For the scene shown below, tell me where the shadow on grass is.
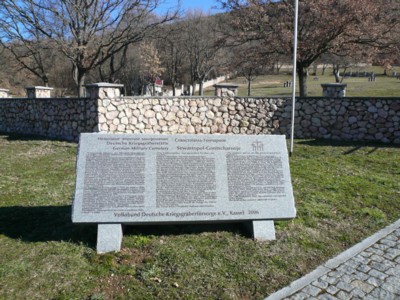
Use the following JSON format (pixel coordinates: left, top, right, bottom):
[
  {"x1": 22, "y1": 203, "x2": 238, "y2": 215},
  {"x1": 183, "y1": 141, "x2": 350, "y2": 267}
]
[
  {"x1": 123, "y1": 222, "x2": 250, "y2": 238},
  {"x1": 0, "y1": 205, "x2": 250, "y2": 248},
  {"x1": 297, "y1": 138, "x2": 399, "y2": 155},
  {"x1": 0, "y1": 132, "x2": 77, "y2": 145},
  {"x1": 0, "y1": 205, "x2": 97, "y2": 247}
]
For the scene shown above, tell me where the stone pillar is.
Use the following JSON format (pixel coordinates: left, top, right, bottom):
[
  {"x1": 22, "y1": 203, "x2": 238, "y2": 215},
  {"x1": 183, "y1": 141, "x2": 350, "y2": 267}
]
[
  {"x1": 26, "y1": 86, "x2": 53, "y2": 98},
  {"x1": 321, "y1": 83, "x2": 347, "y2": 98},
  {"x1": 84, "y1": 82, "x2": 124, "y2": 100},
  {"x1": 214, "y1": 83, "x2": 239, "y2": 97},
  {"x1": 84, "y1": 83, "x2": 125, "y2": 133},
  {"x1": 0, "y1": 89, "x2": 9, "y2": 98}
]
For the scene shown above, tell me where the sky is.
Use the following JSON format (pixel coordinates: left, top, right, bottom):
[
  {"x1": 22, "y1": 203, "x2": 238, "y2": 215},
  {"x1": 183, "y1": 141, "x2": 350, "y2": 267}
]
[
  {"x1": 180, "y1": 0, "x2": 220, "y2": 12},
  {"x1": 157, "y1": 0, "x2": 223, "y2": 15}
]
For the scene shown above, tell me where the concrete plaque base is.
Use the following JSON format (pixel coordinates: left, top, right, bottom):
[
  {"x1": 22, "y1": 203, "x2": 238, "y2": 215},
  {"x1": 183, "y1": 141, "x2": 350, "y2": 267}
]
[
  {"x1": 97, "y1": 224, "x2": 123, "y2": 253},
  {"x1": 248, "y1": 220, "x2": 276, "y2": 241}
]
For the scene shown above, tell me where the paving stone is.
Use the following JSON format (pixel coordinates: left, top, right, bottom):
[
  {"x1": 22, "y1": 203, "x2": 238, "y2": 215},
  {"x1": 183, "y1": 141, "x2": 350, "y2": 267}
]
[
  {"x1": 363, "y1": 294, "x2": 380, "y2": 300},
  {"x1": 336, "y1": 291, "x2": 351, "y2": 300},
  {"x1": 383, "y1": 251, "x2": 399, "y2": 260},
  {"x1": 287, "y1": 292, "x2": 310, "y2": 300},
  {"x1": 337, "y1": 265, "x2": 355, "y2": 275},
  {"x1": 382, "y1": 234, "x2": 398, "y2": 242},
  {"x1": 323, "y1": 275, "x2": 339, "y2": 285},
  {"x1": 381, "y1": 277, "x2": 400, "y2": 295},
  {"x1": 328, "y1": 270, "x2": 344, "y2": 278},
  {"x1": 370, "y1": 260, "x2": 394, "y2": 272},
  {"x1": 366, "y1": 248, "x2": 385, "y2": 256},
  {"x1": 319, "y1": 275, "x2": 330, "y2": 282},
  {"x1": 366, "y1": 275, "x2": 384, "y2": 287},
  {"x1": 301, "y1": 284, "x2": 322, "y2": 297},
  {"x1": 356, "y1": 264, "x2": 371, "y2": 274},
  {"x1": 385, "y1": 265, "x2": 400, "y2": 277},
  {"x1": 349, "y1": 287, "x2": 366, "y2": 298},
  {"x1": 360, "y1": 251, "x2": 373, "y2": 258},
  {"x1": 312, "y1": 278, "x2": 329, "y2": 289},
  {"x1": 368, "y1": 268, "x2": 389, "y2": 280},
  {"x1": 385, "y1": 276, "x2": 400, "y2": 285},
  {"x1": 289, "y1": 291, "x2": 310, "y2": 300},
  {"x1": 343, "y1": 259, "x2": 361, "y2": 269},
  {"x1": 336, "y1": 281, "x2": 354, "y2": 293},
  {"x1": 326, "y1": 285, "x2": 340, "y2": 296},
  {"x1": 373, "y1": 243, "x2": 390, "y2": 251},
  {"x1": 380, "y1": 239, "x2": 397, "y2": 247},
  {"x1": 318, "y1": 293, "x2": 339, "y2": 300},
  {"x1": 353, "y1": 271, "x2": 369, "y2": 281},
  {"x1": 350, "y1": 280, "x2": 374, "y2": 293},
  {"x1": 340, "y1": 274, "x2": 353, "y2": 284},
  {"x1": 370, "y1": 287, "x2": 398, "y2": 299},
  {"x1": 370, "y1": 254, "x2": 385, "y2": 262},
  {"x1": 385, "y1": 248, "x2": 400, "y2": 258},
  {"x1": 353, "y1": 255, "x2": 370, "y2": 264}
]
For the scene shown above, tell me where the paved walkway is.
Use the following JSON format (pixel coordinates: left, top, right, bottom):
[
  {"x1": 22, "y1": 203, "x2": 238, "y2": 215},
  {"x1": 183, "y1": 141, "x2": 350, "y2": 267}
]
[{"x1": 266, "y1": 219, "x2": 400, "y2": 300}]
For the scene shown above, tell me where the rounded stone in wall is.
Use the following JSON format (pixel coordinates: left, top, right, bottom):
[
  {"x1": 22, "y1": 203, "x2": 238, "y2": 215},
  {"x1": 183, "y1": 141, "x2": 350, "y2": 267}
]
[
  {"x1": 191, "y1": 116, "x2": 202, "y2": 125},
  {"x1": 348, "y1": 116, "x2": 358, "y2": 124},
  {"x1": 149, "y1": 118, "x2": 158, "y2": 126},
  {"x1": 189, "y1": 106, "x2": 197, "y2": 114},
  {"x1": 169, "y1": 124, "x2": 179, "y2": 132},
  {"x1": 178, "y1": 125, "x2": 187, "y2": 133},
  {"x1": 99, "y1": 115, "x2": 107, "y2": 123},
  {"x1": 153, "y1": 105, "x2": 162, "y2": 112},
  {"x1": 187, "y1": 125, "x2": 195, "y2": 134},
  {"x1": 144, "y1": 110, "x2": 155, "y2": 118},
  {"x1": 165, "y1": 112, "x2": 176, "y2": 121},
  {"x1": 136, "y1": 123, "x2": 145, "y2": 130},
  {"x1": 202, "y1": 127, "x2": 211, "y2": 134},
  {"x1": 171, "y1": 106, "x2": 180, "y2": 113},
  {"x1": 106, "y1": 111, "x2": 119, "y2": 120},
  {"x1": 177, "y1": 111, "x2": 186, "y2": 118}
]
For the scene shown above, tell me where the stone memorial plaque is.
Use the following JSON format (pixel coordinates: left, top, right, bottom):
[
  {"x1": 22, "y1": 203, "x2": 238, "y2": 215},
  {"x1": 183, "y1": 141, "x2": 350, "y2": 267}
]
[{"x1": 72, "y1": 133, "x2": 296, "y2": 225}]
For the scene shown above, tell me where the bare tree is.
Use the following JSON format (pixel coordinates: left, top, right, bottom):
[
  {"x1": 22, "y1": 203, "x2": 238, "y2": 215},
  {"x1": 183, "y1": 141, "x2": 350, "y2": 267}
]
[
  {"x1": 0, "y1": 12, "x2": 57, "y2": 86},
  {"x1": 219, "y1": 0, "x2": 399, "y2": 97},
  {"x1": 231, "y1": 41, "x2": 265, "y2": 96},
  {"x1": 181, "y1": 11, "x2": 223, "y2": 95},
  {"x1": 138, "y1": 41, "x2": 165, "y2": 95},
  {"x1": 98, "y1": 45, "x2": 130, "y2": 84},
  {"x1": 0, "y1": 0, "x2": 178, "y2": 96},
  {"x1": 156, "y1": 23, "x2": 186, "y2": 96}
]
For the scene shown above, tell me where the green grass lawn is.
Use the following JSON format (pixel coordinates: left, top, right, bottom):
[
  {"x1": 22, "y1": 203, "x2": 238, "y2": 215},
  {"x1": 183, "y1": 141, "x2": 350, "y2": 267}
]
[
  {"x1": 0, "y1": 134, "x2": 399, "y2": 299},
  {"x1": 204, "y1": 66, "x2": 400, "y2": 97}
]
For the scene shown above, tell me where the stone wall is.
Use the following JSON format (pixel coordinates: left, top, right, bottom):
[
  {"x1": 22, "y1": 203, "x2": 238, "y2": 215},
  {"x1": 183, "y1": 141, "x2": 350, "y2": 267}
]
[
  {"x1": 0, "y1": 98, "x2": 97, "y2": 141},
  {"x1": 97, "y1": 97, "x2": 286, "y2": 135},
  {"x1": 0, "y1": 86, "x2": 399, "y2": 144},
  {"x1": 98, "y1": 96, "x2": 400, "y2": 144},
  {"x1": 292, "y1": 98, "x2": 400, "y2": 143}
]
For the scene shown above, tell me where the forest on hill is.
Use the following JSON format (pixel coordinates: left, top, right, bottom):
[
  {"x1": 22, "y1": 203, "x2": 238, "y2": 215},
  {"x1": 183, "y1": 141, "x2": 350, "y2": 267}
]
[{"x1": 0, "y1": 0, "x2": 399, "y2": 97}]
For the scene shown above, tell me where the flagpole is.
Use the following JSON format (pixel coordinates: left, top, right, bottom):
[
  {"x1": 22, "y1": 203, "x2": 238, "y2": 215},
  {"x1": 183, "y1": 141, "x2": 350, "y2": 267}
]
[{"x1": 290, "y1": 0, "x2": 299, "y2": 156}]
